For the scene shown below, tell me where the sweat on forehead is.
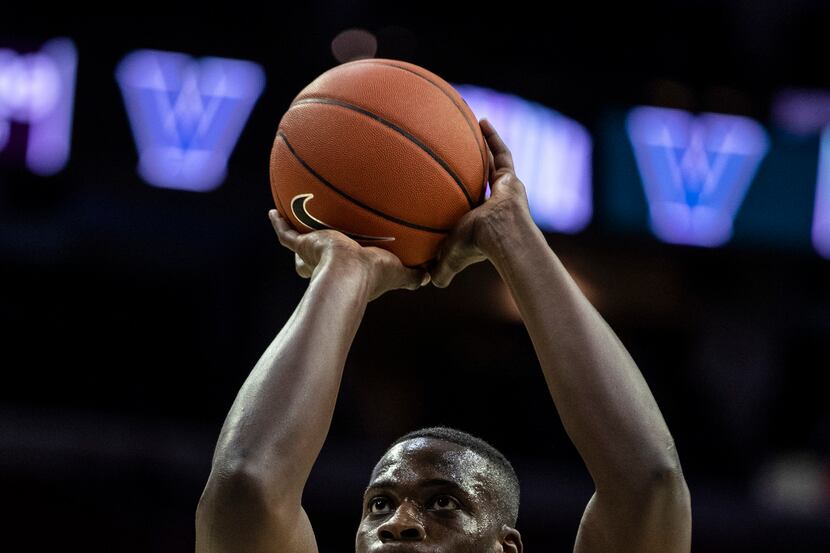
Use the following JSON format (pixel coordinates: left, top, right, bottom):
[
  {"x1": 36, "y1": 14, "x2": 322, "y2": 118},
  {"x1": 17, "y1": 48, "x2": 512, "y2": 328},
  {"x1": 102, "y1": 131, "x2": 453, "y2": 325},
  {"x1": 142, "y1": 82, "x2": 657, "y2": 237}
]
[{"x1": 371, "y1": 437, "x2": 493, "y2": 482}]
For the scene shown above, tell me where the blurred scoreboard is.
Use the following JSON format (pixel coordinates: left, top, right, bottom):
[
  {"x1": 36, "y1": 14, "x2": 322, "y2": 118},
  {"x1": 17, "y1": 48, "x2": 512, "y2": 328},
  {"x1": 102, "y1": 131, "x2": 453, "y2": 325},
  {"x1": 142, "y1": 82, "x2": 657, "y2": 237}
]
[
  {"x1": 1, "y1": 36, "x2": 829, "y2": 259},
  {"x1": 598, "y1": 106, "x2": 820, "y2": 256}
]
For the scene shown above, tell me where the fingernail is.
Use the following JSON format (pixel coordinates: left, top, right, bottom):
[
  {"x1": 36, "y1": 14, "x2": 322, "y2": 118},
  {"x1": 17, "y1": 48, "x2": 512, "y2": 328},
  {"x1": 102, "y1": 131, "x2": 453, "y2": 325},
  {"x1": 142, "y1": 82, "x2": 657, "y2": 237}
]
[{"x1": 420, "y1": 273, "x2": 431, "y2": 286}]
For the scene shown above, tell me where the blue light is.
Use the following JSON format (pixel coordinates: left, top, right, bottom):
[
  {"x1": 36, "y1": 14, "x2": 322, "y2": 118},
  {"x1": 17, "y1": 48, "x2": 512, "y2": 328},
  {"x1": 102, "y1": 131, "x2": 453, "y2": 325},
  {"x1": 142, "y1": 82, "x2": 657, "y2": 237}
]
[
  {"x1": 772, "y1": 89, "x2": 830, "y2": 259},
  {"x1": 772, "y1": 88, "x2": 830, "y2": 136},
  {"x1": 0, "y1": 38, "x2": 77, "y2": 176},
  {"x1": 626, "y1": 106, "x2": 769, "y2": 247},
  {"x1": 813, "y1": 127, "x2": 830, "y2": 259},
  {"x1": 115, "y1": 49, "x2": 265, "y2": 192},
  {"x1": 452, "y1": 84, "x2": 593, "y2": 234}
]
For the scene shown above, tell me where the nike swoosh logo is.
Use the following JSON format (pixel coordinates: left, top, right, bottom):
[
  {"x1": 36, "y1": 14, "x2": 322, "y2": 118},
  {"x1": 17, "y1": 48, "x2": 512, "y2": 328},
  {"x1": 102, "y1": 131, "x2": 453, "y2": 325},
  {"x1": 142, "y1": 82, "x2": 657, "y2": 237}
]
[{"x1": 290, "y1": 193, "x2": 396, "y2": 242}]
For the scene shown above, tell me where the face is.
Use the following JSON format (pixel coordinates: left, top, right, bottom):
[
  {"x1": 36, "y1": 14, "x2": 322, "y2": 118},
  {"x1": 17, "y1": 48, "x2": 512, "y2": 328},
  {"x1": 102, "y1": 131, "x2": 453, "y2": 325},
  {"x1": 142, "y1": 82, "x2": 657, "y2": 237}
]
[{"x1": 354, "y1": 437, "x2": 517, "y2": 553}]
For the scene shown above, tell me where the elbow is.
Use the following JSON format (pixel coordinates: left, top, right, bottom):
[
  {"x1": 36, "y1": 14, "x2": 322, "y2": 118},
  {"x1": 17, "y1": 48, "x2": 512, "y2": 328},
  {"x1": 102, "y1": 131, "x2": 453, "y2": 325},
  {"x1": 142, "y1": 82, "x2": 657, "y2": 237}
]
[
  {"x1": 198, "y1": 459, "x2": 272, "y2": 514},
  {"x1": 195, "y1": 461, "x2": 292, "y2": 552},
  {"x1": 622, "y1": 437, "x2": 690, "y2": 501},
  {"x1": 198, "y1": 457, "x2": 303, "y2": 519},
  {"x1": 651, "y1": 462, "x2": 690, "y2": 498},
  {"x1": 651, "y1": 453, "x2": 684, "y2": 484},
  {"x1": 200, "y1": 457, "x2": 301, "y2": 528},
  {"x1": 649, "y1": 439, "x2": 688, "y2": 486},
  {"x1": 611, "y1": 459, "x2": 689, "y2": 498},
  {"x1": 652, "y1": 462, "x2": 692, "y2": 530},
  {"x1": 647, "y1": 453, "x2": 691, "y2": 512},
  {"x1": 643, "y1": 433, "x2": 683, "y2": 479}
]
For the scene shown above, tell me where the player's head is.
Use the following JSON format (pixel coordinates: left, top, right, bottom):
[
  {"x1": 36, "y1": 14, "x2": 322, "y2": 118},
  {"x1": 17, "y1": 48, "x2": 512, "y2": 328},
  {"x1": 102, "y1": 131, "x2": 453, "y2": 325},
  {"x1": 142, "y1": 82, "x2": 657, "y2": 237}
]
[{"x1": 355, "y1": 426, "x2": 522, "y2": 552}]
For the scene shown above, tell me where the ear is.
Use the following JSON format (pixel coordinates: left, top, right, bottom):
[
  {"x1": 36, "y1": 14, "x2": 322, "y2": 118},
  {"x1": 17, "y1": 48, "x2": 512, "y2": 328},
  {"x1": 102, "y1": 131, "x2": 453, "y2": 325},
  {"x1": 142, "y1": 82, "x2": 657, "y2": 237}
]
[{"x1": 498, "y1": 524, "x2": 523, "y2": 553}]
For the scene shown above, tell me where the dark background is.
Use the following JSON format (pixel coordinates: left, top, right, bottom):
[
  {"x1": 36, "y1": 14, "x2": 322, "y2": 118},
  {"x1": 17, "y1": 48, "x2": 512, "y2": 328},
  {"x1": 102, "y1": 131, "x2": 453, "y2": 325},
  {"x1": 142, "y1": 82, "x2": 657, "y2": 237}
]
[{"x1": 2, "y1": 6, "x2": 830, "y2": 552}]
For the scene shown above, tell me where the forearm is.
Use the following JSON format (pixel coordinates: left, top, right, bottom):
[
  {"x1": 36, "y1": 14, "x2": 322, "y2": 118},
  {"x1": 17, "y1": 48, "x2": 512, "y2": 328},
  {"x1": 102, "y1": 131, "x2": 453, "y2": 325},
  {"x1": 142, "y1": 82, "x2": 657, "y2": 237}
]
[
  {"x1": 484, "y1": 213, "x2": 681, "y2": 491},
  {"x1": 209, "y1": 257, "x2": 371, "y2": 503}
]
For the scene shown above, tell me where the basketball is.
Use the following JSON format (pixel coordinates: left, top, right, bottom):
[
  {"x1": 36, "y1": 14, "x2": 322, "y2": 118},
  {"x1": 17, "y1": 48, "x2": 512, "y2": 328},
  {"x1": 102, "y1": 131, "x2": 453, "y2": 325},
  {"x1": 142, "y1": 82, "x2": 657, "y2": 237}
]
[{"x1": 269, "y1": 58, "x2": 488, "y2": 267}]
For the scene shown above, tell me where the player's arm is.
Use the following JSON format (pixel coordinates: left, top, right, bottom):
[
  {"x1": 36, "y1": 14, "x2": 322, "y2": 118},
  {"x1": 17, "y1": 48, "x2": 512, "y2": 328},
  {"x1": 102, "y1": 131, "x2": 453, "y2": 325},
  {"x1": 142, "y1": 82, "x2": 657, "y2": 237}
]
[
  {"x1": 430, "y1": 119, "x2": 691, "y2": 553},
  {"x1": 195, "y1": 211, "x2": 429, "y2": 553}
]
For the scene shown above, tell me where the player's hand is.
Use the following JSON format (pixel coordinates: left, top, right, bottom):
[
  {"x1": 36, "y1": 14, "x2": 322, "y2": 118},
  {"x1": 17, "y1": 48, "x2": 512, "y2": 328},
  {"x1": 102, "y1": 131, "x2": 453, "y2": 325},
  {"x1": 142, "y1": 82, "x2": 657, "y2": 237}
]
[
  {"x1": 429, "y1": 118, "x2": 534, "y2": 288},
  {"x1": 269, "y1": 209, "x2": 430, "y2": 301}
]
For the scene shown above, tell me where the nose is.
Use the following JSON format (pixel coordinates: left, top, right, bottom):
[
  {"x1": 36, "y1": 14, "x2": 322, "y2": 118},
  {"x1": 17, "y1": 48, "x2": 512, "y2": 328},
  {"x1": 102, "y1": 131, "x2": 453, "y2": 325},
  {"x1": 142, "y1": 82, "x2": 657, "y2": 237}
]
[{"x1": 377, "y1": 499, "x2": 426, "y2": 541}]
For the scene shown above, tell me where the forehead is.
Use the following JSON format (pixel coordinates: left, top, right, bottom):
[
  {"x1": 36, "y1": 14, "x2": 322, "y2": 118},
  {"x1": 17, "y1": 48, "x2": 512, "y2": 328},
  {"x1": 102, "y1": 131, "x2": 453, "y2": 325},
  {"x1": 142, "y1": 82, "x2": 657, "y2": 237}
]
[{"x1": 369, "y1": 437, "x2": 493, "y2": 497}]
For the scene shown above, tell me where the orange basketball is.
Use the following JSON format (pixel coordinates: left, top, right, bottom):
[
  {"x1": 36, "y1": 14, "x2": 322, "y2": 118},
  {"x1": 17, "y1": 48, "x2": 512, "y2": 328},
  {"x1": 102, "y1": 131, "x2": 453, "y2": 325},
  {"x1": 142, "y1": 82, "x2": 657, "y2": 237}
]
[{"x1": 269, "y1": 58, "x2": 487, "y2": 267}]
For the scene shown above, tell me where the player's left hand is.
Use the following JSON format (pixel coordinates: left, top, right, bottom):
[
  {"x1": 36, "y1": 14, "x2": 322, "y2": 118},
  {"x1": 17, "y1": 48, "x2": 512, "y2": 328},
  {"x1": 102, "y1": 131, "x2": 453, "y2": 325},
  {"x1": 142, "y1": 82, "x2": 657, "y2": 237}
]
[{"x1": 429, "y1": 118, "x2": 535, "y2": 288}]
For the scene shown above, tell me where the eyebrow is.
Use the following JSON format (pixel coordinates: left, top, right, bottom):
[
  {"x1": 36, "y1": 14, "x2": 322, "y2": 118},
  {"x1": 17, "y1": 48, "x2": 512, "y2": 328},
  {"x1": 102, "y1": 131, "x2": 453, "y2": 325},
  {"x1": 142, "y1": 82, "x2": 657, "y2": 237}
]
[{"x1": 363, "y1": 477, "x2": 470, "y2": 500}]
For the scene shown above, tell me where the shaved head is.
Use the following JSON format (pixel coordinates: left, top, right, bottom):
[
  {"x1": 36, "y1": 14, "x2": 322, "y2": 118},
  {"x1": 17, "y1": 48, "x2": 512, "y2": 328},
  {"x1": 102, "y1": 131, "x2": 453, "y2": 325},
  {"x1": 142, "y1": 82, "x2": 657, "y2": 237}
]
[{"x1": 355, "y1": 427, "x2": 522, "y2": 552}]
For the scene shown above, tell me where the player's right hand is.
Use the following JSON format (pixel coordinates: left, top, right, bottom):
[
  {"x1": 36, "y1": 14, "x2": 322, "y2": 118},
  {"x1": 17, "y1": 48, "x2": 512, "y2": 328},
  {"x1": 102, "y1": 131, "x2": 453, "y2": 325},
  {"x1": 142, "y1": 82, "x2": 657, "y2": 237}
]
[
  {"x1": 429, "y1": 118, "x2": 534, "y2": 288},
  {"x1": 269, "y1": 209, "x2": 430, "y2": 301}
]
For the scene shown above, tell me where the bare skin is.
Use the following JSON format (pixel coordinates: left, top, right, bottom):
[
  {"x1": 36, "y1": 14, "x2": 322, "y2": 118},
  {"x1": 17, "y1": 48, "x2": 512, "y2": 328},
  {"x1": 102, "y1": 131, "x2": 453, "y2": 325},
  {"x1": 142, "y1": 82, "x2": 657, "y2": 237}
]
[
  {"x1": 195, "y1": 118, "x2": 691, "y2": 553},
  {"x1": 357, "y1": 437, "x2": 522, "y2": 552}
]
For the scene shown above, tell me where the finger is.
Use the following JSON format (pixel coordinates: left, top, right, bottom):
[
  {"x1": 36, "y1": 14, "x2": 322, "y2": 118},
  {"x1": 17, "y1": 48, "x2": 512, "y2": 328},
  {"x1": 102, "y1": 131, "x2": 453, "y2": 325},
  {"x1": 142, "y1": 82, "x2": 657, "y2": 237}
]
[
  {"x1": 431, "y1": 251, "x2": 484, "y2": 288},
  {"x1": 295, "y1": 252, "x2": 312, "y2": 278},
  {"x1": 399, "y1": 266, "x2": 431, "y2": 291},
  {"x1": 487, "y1": 148, "x2": 496, "y2": 197},
  {"x1": 430, "y1": 222, "x2": 482, "y2": 288},
  {"x1": 269, "y1": 209, "x2": 299, "y2": 251},
  {"x1": 479, "y1": 118, "x2": 514, "y2": 174}
]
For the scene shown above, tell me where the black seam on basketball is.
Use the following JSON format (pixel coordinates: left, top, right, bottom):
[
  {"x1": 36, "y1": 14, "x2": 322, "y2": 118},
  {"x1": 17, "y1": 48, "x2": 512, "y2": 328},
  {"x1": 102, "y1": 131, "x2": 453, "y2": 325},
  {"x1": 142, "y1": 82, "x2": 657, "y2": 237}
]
[
  {"x1": 275, "y1": 131, "x2": 451, "y2": 234},
  {"x1": 289, "y1": 96, "x2": 475, "y2": 208},
  {"x1": 345, "y1": 58, "x2": 488, "y2": 203}
]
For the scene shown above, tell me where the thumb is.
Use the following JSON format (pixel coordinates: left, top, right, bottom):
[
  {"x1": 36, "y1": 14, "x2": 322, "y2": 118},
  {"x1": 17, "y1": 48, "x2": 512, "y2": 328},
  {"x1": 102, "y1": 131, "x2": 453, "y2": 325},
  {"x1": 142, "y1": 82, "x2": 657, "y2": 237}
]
[
  {"x1": 430, "y1": 218, "x2": 482, "y2": 288},
  {"x1": 430, "y1": 246, "x2": 461, "y2": 289},
  {"x1": 399, "y1": 266, "x2": 431, "y2": 291},
  {"x1": 487, "y1": 148, "x2": 496, "y2": 195}
]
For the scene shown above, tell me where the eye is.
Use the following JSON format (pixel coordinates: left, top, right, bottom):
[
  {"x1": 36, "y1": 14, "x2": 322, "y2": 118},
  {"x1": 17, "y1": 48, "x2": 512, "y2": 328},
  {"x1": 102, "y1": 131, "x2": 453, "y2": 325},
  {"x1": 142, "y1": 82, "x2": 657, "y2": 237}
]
[
  {"x1": 428, "y1": 495, "x2": 461, "y2": 511},
  {"x1": 366, "y1": 494, "x2": 462, "y2": 515},
  {"x1": 368, "y1": 496, "x2": 393, "y2": 514}
]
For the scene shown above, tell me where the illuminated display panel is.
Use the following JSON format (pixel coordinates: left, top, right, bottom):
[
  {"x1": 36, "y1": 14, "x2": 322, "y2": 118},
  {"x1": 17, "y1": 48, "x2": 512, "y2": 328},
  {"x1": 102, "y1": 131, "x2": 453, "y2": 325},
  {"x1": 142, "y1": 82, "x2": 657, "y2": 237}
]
[
  {"x1": 813, "y1": 128, "x2": 830, "y2": 259},
  {"x1": 0, "y1": 38, "x2": 77, "y2": 176},
  {"x1": 600, "y1": 108, "x2": 816, "y2": 254},
  {"x1": 626, "y1": 106, "x2": 769, "y2": 247},
  {"x1": 773, "y1": 89, "x2": 830, "y2": 260},
  {"x1": 115, "y1": 49, "x2": 265, "y2": 192},
  {"x1": 452, "y1": 84, "x2": 592, "y2": 234}
]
